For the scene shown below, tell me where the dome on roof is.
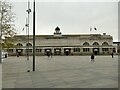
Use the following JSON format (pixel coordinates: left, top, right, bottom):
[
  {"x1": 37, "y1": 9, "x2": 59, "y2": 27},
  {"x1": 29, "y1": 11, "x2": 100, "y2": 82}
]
[
  {"x1": 55, "y1": 26, "x2": 60, "y2": 31},
  {"x1": 54, "y1": 26, "x2": 62, "y2": 36}
]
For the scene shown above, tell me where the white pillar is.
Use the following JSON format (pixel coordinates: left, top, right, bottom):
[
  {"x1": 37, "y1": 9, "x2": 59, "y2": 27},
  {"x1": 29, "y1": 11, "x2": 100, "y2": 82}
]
[
  {"x1": 81, "y1": 48, "x2": 83, "y2": 53},
  {"x1": 51, "y1": 48, "x2": 54, "y2": 54},
  {"x1": 13, "y1": 48, "x2": 16, "y2": 55},
  {"x1": 41, "y1": 48, "x2": 45, "y2": 55},
  {"x1": 99, "y1": 47, "x2": 102, "y2": 54},
  {"x1": 61, "y1": 48, "x2": 64, "y2": 55},
  {"x1": 22, "y1": 48, "x2": 26, "y2": 55},
  {"x1": 71, "y1": 48, "x2": 74, "y2": 55}
]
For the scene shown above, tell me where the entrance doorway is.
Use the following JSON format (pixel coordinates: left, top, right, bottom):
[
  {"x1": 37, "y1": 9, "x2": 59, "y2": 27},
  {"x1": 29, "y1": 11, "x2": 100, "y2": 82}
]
[
  {"x1": 54, "y1": 48, "x2": 61, "y2": 55},
  {"x1": 93, "y1": 48, "x2": 99, "y2": 55},
  {"x1": 44, "y1": 49, "x2": 52, "y2": 55},
  {"x1": 16, "y1": 49, "x2": 23, "y2": 56},
  {"x1": 64, "y1": 48, "x2": 71, "y2": 56}
]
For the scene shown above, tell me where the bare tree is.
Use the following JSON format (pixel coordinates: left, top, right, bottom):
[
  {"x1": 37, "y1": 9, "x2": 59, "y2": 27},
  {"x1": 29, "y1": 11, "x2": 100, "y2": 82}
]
[
  {"x1": 0, "y1": 1, "x2": 16, "y2": 63},
  {"x1": 0, "y1": 0, "x2": 16, "y2": 37}
]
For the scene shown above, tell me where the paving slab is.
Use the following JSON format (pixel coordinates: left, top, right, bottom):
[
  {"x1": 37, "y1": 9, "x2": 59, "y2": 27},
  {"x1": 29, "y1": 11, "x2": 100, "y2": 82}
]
[{"x1": 2, "y1": 56, "x2": 118, "y2": 88}]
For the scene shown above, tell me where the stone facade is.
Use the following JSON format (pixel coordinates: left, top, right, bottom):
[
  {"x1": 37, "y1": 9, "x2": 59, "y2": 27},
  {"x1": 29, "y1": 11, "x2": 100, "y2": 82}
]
[{"x1": 4, "y1": 27, "x2": 116, "y2": 56}]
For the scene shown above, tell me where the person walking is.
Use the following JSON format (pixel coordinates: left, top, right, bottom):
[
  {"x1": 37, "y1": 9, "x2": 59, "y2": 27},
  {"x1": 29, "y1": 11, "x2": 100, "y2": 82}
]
[
  {"x1": 16, "y1": 52, "x2": 19, "y2": 57},
  {"x1": 91, "y1": 54, "x2": 95, "y2": 62},
  {"x1": 51, "y1": 52, "x2": 53, "y2": 58},
  {"x1": 5, "y1": 53, "x2": 7, "y2": 58},
  {"x1": 47, "y1": 52, "x2": 50, "y2": 58},
  {"x1": 111, "y1": 52, "x2": 114, "y2": 58}
]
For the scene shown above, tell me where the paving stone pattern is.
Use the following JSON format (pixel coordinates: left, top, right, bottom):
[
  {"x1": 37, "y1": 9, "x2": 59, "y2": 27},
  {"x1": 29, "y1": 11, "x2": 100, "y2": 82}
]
[{"x1": 2, "y1": 56, "x2": 118, "y2": 88}]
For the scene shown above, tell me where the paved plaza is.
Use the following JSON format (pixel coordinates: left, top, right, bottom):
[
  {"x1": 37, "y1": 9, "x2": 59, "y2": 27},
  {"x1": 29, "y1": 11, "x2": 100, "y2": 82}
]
[{"x1": 1, "y1": 55, "x2": 118, "y2": 88}]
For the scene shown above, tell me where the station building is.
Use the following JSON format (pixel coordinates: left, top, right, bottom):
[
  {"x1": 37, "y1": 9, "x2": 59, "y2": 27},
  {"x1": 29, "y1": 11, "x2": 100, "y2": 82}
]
[{"x1": 4, "y1": 27, "x2": 117, "y2": 56}]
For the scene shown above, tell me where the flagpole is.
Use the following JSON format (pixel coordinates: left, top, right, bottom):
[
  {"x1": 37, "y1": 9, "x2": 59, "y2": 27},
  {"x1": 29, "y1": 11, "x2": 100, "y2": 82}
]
[
  {"x1": 90, "y1": 27, "x2": 92, "y2": 34},
  {"x1": 27, "y1": 1, "x2": 30, "y2": 61},
  {"x1": 26, "y1": 18, "x2": 28, "y2": 58}
]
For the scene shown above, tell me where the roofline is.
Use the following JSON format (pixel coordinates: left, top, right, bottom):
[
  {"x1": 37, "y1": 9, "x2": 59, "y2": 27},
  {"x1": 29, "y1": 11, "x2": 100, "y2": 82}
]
[
  {"x1": 113, "y1": 42, "x2": 120, "y2": 44},
  {"x1": 14, "y1": 33, "x2": 112, "y2": 36}
]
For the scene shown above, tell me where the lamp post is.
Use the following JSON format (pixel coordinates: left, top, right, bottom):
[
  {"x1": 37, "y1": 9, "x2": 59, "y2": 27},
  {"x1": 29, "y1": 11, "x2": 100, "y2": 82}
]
[
  {"x1": 25, "y1": 18, "x2": 28, "y2": 58},
  {"x1": 33, "y1": 0, "x2": 35, "y2": 71},
  {"x1": 26, "y1": 1, "x2": 31, "y2": 61}
]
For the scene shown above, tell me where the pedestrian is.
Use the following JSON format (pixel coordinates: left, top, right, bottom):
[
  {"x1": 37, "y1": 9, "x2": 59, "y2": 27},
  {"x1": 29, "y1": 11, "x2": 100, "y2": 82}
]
[
  {"x1": 17, "y1": 52, "x2": 19, "y2": 57},
  {"x1": 91, "y1": 54, "x2": 95, "y2": 62},
  {"x1": 47, "y1": 52, "x2": 50, "y2": 58},
  {"x1": 111, "y1": 52, "x2": 114, "y2": 58},
  {"x1": 51, "y1": 52, "x2": 53, "y2": 58},
  {"x1": 5, "y1": 53, "x2": 7, "y2": 58}
]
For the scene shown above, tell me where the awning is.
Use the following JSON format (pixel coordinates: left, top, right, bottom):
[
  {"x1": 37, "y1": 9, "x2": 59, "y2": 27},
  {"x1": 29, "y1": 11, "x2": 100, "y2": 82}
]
[
  {"x1": 46, "y1": 49, "x2": 50, "y2": 51},
  {"x1": 65, "y1": 49, "x2": 69, "y2": 51},
  {"x1": 56, "y1": 50, "x2": 60, "y2": 51},
  {"x1": 94, "y1": 49, "x2": 98, "y2": 51},
  {"x1": 18, "y1": 50, "x2": 21, "y2": 52}
]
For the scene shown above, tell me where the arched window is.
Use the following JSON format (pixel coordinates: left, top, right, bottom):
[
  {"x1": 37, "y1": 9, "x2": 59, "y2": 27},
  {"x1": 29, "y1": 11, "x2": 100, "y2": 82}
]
[
  {"x1": 16, "y1": 43, "x2": 23, "y2": 47},
  {"x1": 26, "y1": 43, "x2": 32, "y2": 46},
  {"x1": 102, "y1": 42, "x2": 109, "y2": 46},
  {"x1": 93, "y1": 42, "x2": 99, "y2": 46},
  {"x1": 83, "y1": 42, "x2": 89, "y2": 46}
]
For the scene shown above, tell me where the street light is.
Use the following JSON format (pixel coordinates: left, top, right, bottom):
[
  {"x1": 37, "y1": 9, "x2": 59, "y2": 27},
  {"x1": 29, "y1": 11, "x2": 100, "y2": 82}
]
[
  {"x1": 26, "y1": 1, "x2": 31, "y2": 61},
  {"x1": 33, "y1": 0, "x2": 35, "y2": 71}
]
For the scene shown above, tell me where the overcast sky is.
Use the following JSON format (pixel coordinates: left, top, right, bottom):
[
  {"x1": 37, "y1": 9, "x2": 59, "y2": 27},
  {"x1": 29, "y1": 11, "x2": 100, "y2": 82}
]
[{"x1": 6, "y1": 0, "x2": 118, "y2": 41}]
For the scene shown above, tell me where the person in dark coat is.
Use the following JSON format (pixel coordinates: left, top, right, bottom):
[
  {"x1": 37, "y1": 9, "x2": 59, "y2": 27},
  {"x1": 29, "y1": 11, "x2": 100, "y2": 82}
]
[
  {"x1": 17, "y1": 52, "x2": 19, "y2": 57},
  {"x1": 51, "y1": 52, "x2": 53, "y2": 58},
  {"x1": 47, "y1": 52, "x2": 50, "y2": 58},
  {"x1": 91, "y1": 54, "x2": 95, "y2": 62},
  {"x1": 111, "y1": 52, "x2": 114, "y2": 58},
  {"x1": 5, "y1": 53, "x2": 7, "y2": 58}
]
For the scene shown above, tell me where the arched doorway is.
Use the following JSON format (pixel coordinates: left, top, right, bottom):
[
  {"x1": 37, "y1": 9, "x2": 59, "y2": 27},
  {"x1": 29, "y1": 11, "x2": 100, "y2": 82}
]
[
  {"x1": 16, "y1": 49, "x2": 23, "y2": 56},
  {"x1": 64, "y1": 48, "x2": 71, "y2": 56},
  {"x1": 16, "y1": 43, "x2": 23, "y2": 56},
  {"x1": 54, "y1": 48, "x2": 61, "y2": 55},
  {"x1": 44, "y1": 49, "x2": 52, "y2": 55},
  {"x1": 93, "y1": 48, "x2": 99, "y2": 55}
]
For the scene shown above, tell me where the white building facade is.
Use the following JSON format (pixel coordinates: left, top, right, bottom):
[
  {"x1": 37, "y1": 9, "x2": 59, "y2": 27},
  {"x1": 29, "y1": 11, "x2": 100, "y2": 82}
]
[{"x1": 5, "y1": 27, "x2": 116, "y2": 56}]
